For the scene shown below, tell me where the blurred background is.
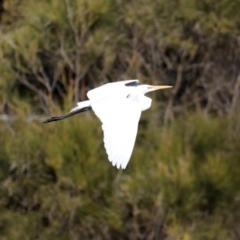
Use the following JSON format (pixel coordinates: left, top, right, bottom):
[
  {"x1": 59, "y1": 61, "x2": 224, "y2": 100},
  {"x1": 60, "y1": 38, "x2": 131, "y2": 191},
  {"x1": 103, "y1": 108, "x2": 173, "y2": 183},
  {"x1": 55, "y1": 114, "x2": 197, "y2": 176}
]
[{"x1": 0, "y1": 0, "x2": 240, "y2": 239}]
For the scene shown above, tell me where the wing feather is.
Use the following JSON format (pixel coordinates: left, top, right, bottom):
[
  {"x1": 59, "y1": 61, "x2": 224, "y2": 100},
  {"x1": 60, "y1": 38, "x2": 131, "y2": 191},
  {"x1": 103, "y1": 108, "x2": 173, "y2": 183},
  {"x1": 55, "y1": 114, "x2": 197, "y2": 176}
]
[{"x1": 91, "y1": 96, "x2": 141, "y2": 169}]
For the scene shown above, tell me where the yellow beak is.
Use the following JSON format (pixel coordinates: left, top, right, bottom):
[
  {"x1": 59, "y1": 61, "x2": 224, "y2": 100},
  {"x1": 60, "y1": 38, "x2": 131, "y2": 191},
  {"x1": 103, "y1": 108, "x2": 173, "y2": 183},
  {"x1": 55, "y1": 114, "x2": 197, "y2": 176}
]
[{"x1": 148, "y1": 85, "x2": 173, "y2": 90}]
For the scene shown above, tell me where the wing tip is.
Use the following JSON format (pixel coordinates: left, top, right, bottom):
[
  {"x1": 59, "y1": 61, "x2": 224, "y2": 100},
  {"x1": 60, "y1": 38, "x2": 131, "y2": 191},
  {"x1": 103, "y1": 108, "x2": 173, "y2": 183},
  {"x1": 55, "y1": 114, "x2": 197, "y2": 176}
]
[
  {"x1": 114, "y1": 164, "x2": 126, "y2": 170},
  {"x1": 107, "y1": 154, "x2": 128, "y2": 169},
  {"x1": 110, "y1": 157, "x2": 128, "y2": 170}
]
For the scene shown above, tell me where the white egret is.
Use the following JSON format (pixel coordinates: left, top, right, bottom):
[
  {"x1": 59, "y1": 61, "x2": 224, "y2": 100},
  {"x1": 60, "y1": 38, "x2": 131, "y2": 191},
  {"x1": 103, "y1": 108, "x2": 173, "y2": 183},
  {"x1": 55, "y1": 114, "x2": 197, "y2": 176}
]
[{"x1": 44, "y1": 80, "x2": 172, "y2": 169}]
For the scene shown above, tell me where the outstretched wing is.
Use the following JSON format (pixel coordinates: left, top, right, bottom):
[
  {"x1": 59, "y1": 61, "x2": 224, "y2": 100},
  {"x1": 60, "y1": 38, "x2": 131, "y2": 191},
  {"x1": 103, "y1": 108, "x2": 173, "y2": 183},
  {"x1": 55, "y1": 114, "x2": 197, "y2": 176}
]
[
  {"x1": 87, "y1": 80, "x2": 139, "y2": 100},
  {"x1": 91, "y1": 95, "x2": 141, "y2": 169}
]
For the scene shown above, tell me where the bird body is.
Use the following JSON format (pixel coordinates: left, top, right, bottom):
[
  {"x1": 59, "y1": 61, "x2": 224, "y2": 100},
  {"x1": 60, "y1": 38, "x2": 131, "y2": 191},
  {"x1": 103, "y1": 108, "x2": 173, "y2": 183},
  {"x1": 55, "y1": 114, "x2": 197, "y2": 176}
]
[{"x1": 44, "y1": 80, "x2": 172, "y2": 169}]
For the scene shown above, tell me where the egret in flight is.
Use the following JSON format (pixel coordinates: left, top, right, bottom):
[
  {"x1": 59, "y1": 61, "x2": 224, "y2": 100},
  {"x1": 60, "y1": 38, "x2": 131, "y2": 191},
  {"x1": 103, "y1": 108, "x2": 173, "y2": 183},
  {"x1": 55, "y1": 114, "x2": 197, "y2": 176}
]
[{"x1": 44, "y1": 80, "x2": 172, "y2": 169}]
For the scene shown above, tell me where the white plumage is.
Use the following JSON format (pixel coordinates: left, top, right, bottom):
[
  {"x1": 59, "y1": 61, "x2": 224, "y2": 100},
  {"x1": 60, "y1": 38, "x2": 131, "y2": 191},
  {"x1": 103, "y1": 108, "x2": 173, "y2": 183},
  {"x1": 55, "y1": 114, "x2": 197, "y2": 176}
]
[
  {"x1": 44, "y1": 80, "x2": 172, "y2": 169},
  {"x1": 91, "y1": 95, "x2": 141, "y2": 169}
]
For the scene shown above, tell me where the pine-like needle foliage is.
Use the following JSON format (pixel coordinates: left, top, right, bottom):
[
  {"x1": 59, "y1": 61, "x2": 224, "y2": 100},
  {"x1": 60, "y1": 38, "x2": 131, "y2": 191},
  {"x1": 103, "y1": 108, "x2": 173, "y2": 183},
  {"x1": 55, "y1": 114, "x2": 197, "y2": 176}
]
[
  {"x1": 0, "y1": 114, "x2": 240, "y2": 239},
  {"x1": 1, "y1": 0, "x2": 240, "y2": 239}
]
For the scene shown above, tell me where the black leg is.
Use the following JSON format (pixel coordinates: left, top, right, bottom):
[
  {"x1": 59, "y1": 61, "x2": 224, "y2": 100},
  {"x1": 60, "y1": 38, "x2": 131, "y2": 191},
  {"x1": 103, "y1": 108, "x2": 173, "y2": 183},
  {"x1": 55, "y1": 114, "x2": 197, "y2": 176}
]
[{"x1": 43, "y1": 107, "x2": 92, "y2": 123}]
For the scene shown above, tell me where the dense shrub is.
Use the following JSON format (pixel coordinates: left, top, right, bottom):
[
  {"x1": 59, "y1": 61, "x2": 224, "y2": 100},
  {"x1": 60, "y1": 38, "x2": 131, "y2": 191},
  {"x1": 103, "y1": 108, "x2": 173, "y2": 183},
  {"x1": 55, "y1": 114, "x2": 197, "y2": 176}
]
[
  {"x1": 1, "y1": 0, "x2": 240, "y2": 117},
  {"x1": 0, "y1": 114, "x2": 240, "y2": 239},
  {"x1": 1, "y1": 0, "x2": 240, "y2": 239}
]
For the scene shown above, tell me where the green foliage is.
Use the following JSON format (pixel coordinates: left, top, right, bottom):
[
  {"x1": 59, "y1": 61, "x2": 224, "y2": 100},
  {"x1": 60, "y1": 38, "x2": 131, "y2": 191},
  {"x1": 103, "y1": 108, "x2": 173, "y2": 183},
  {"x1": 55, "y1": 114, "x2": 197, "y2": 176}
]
[
  {"x1": 0, "y1": 114, "x2": 240, "y2": 239},
  {"x1": 1, "y1": 0, "x2": 240, "y2": 115},
  {"x1": 1, "y1": 0, "x2": 240, "y2": 239}
]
